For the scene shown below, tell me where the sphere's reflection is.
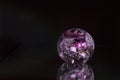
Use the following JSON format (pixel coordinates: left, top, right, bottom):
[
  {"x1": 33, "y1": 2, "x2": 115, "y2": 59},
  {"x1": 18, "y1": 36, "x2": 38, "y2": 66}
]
[{"x1": 57, "y1": 62, "x2": 94, "y2": 80}]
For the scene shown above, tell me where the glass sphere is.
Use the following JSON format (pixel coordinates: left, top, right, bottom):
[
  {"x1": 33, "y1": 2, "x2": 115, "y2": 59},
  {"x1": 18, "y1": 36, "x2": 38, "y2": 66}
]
[
  {"x1": 57, "y1": 28, "x2": 95, "y2": 63},
  {"x1": 57, "y1": 62, "x2": 94, "y2": 80}
]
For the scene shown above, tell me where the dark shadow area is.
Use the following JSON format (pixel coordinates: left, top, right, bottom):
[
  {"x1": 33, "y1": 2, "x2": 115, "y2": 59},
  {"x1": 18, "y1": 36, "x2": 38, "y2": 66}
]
[
  {"x1": 0, "y1": 1, "x2": 119, "y2": 80},
  {"x1": 0, "y1": 36, "x2": 20, "y2": 62}
]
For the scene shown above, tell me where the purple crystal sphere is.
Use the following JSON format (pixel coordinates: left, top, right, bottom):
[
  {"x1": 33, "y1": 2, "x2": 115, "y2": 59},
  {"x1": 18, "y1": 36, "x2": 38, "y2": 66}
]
[
  {"x1": 57, "y1": 28, "x2": 95, "y2": 63},
  {"x1": 57, "y1": 62, "x2": 94, "y2": 80}
]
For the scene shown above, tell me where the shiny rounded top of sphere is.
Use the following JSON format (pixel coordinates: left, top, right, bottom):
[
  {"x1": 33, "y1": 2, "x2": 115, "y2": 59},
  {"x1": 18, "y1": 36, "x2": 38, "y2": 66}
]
[{"x1": 57, "y1": 28, "x2": 95, "y2": 63}]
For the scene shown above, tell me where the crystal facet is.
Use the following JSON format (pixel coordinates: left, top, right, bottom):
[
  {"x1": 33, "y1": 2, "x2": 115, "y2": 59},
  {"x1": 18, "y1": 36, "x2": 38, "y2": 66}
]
[
  {"x1": 57, "y1": 28, "x2": 95, "y2": 63},
  {"x1": 57, "y1": 62, "x2": 94, "y2": 80}
]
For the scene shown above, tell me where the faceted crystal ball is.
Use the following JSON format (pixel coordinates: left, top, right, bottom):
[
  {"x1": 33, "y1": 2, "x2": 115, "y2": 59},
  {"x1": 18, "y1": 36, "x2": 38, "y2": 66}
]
[
  {"x1": 57, "y1": 62, "x2": 94, "y2": 80},
  {"x1": 57, "y1": 28, "x2": 95, "y2": 63}
]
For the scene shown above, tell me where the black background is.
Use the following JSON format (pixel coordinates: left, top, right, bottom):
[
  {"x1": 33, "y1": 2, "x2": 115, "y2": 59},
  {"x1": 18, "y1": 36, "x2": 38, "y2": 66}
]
[{"x1": 0, "y1": 1, "x2": 119, "y2": 80}]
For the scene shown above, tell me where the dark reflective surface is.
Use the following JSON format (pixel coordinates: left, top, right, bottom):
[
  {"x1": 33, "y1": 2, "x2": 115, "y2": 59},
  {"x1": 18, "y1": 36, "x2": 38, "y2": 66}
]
[
  {"x1": 57, "y1": 62, "x2": 94, "y2": 80},
  {"x1": 0, "y1": 1, "x2": 119, "y2": 80}
]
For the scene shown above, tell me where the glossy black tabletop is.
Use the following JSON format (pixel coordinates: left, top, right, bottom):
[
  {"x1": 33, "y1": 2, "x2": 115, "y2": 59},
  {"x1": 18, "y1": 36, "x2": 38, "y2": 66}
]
[{"x1": 0, "y1": 1, "x2": 119, "y2": 80}]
